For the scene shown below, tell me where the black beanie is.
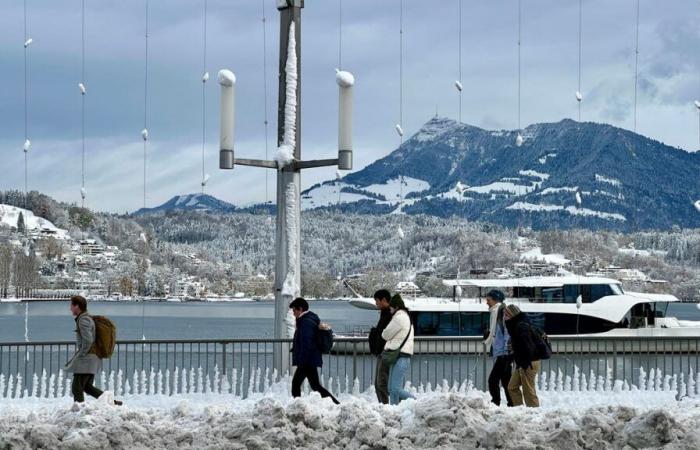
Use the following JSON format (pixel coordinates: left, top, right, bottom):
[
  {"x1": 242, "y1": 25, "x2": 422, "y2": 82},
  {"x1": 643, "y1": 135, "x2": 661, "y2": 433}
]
[{"x1": 486, "y1": 289, "x2": 505, "y2": 302}]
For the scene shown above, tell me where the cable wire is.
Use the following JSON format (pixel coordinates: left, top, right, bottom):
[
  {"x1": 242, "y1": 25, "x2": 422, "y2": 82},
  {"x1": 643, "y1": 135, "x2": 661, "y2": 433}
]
[
  {"x1": 517, "y1": 0, "x2": 521, "y2": 132},
  {"x1": 633, "y1": 0, "x2": 640, "y2": 133},
  {"x1": 399, "y1": 0, "x2": 404, "y2": 220},
  {"x1": 23, "y1": 0, "x2": 29, "y2": 206},
  {"x1": 143, "y1": 0, "x2": 150, "y2": 210},
  {"x1": 577, "y1": 0, "x2": 582, "y2": 122},
  {"x1": 458, "y1": 0, "x2": 462, "y2": 123},
  {"x1": 81, "y1": 0, "x2": 86, "y2": 207},
  {"x1": 262, "y1": 0, "x2": 270, "y2": 204},
  {"x1": 201, "y1": 0, "x2": 208, "y2": 194},
  {"x1": 338, "y1": 0, "x2": 343, "y2": 70}
]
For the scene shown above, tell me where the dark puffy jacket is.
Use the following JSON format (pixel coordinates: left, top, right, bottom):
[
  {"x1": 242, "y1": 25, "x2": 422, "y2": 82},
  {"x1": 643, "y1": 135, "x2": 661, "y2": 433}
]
[
  {"x1": 505, "y1": 313, "x2": 538, "y2": 369},
  {"x1": 369, "y1": 309, "x2": 393, "y2": 356},
  {"x1": 292, "y1": 311, "x2": 323, "y2": 367}
]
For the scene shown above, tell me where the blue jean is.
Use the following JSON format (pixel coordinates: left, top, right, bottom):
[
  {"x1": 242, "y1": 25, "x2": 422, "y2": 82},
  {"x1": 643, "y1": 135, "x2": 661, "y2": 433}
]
[{"x1": 388, "y1": 356, "x2": 414, "y2": 405}]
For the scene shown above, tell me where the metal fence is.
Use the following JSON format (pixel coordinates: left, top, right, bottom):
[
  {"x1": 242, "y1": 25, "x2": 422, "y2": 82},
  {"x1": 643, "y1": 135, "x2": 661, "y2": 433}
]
[{"x1": 1, "y1": 336, "x2": 699, "y2": 398}]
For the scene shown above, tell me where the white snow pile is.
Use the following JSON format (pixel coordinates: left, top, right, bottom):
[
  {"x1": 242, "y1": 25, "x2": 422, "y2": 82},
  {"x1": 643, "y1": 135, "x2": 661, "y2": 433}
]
[
  {"x1": 595, "y1": 174, "x2": 622, "y2": 187},
  {"x1": 0, "y1": 204, "x2": 69, "y2": 239},
  {"x1": 521, "y1": 246, "x2": 571, "y2": 265},
  {"x1": 1, "y1": 388, "x2": 698, "y2": 449},
  {"x1": 507, "y1": 202, "x2": 627, "y2": 222}
]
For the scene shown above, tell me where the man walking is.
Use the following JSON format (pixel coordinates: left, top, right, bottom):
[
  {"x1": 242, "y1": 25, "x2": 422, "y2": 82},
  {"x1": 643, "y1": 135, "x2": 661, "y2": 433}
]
[
  {"x1": 369, "y1": 289, "x2": 392, "y2": 404},
  {"x1": 483, "y1": 289, "x2": 513, "y2": 406},
  {"x1": 504, "y1": 304, "x2": 541, "y2": 407},
  {"x1": 289, "y1": 297, "x2": 340, "y2": 404},
  {"x1": 65, "y1": 295, "x2": 120, "y2": 404}
]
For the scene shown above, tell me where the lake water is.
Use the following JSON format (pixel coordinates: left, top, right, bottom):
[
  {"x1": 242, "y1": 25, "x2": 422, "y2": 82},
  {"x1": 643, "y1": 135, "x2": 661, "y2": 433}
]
[
  {"x1": 0, "y1": 300, "x2": 699, "y2": 343},
  {"x1": 0, "y1": 300, "x2": 380, "y2": 342}
]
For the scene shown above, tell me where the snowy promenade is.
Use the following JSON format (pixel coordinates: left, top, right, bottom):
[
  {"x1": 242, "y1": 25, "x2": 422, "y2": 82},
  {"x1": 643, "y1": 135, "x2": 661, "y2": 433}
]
[{"x1": 1, "y1": 382, "x2": 698, "y2": 449}]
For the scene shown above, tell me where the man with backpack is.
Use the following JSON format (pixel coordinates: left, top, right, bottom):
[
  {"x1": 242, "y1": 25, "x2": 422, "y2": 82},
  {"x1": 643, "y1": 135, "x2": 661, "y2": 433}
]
[
  {"x1": 482, "y1": 290, "x2": 513, "y2": 407},
  {"x1": 503, "y1": 304, "x2": 542, "y2": 407},
  {"x1": 369, "y1": 289, "x2": 392, "y2": 404},
  {"x1": 289, "y1": 297, "x2": 340, "y2": 404},
  {"x1": 65, "y1": 295, "x2": 121, "y2": 405}
]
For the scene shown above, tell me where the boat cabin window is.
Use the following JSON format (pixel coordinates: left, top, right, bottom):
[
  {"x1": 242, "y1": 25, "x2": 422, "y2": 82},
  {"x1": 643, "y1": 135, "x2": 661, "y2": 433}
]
[
  {"x1": 563, "y1": 284, "x2": 619, "y2": 303},
  {"x1": 412, "y1": 312, "x2": 489, "y2": 336}
]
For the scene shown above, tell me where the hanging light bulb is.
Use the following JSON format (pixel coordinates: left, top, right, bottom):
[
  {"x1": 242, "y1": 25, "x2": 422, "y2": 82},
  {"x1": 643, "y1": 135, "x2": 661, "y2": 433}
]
[
  {"x1": 23, "y1": 139, "x2": 31, "y2": 152},
  {"x1": 141, "y1": 128, "x2": 149, "y2": 141},
  {"x1": 201, "y1": 173, "x2": 210, "y2": 186},
  {"x1": 575, "y1": 91, "x2": 583, "y2": 102},
  {"x1": 694, "y1": 200, "x2": 700, "y2": 213},
  {"x1": 202, "y1": 72, "x2": 210, "y2": 83},
  {"x1": 455, "y1": 285, "x2": 463, "y2": 297},
  {"x1": 575, "y1": 191, "x2": 582, "y2": 206},
  {"x1": 78, "y1": 83, "x2": 86, "y2": 95},
  {"x1": 515, "y1": 133, "x2": 524, "y2": 147},
  {"x1": 576, "y1": 295, "x2": 583, "y2": 310},
  {"x1": 24, "y1": 38, "x2": 33, "y2": 48},
  {"x1": 454, "y1": 80, "x2": 463, "y2": 92},
  {"x1": 395, "y1": 124, "x2": 404, "y2": 137},
  {"x1": 397, "y1": 226, "x2": 405, "y2": 239},
  {"x1": 694, "y1": 100, "x2": 700, "y2": 110},
  {"x1": 80, "y1": 187, "x2": 86, "y2": 200}
]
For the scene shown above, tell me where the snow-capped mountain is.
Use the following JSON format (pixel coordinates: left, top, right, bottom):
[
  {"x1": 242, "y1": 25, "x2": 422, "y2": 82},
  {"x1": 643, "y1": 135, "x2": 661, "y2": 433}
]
[
  {"x1": 133, "y1": 193, "x2": 236, "y2": 215},
  {"x1": 302, "y1": 116, "x2": 700, "y2": 230}
]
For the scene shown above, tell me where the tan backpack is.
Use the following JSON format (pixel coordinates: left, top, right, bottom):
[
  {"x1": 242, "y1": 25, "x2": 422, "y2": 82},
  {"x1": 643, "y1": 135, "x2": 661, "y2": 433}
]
[{"x1": 89, "y1": 315, "x2": 117, "y2": 358}]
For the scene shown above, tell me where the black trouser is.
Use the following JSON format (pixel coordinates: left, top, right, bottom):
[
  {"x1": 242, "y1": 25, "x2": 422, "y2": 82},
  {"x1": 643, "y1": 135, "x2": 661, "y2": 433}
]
[
  {"x1": 374, "y1": 355, "x2": 390, "y2": 404},
  {"x1": 72, "y1": 374, "x2": 103, "y2": 403},
  {"x1": 488, "y1": 355, "x2": 513, "y2": 406},
  {"x1": 291, "y1": 365, "x2": 340, "y2": 404}
]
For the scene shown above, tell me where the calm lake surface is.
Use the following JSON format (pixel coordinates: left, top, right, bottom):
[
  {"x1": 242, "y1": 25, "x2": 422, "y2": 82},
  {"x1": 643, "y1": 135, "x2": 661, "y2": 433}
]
[
  {"x1": 0, "y1": 300, "x2": 379, "y2": 342},
  {"x1": 0, "y1": 301, "x2": 698, "y2": 343}
]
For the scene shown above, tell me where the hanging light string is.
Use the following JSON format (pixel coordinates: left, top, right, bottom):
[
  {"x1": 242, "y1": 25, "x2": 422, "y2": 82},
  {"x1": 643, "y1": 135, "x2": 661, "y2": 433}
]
[
  {"x1": 458, "y1": 0, "x2": 462, "y2": 123},
  {"x1": 399, "y1": 0, "x2": 404, "y2": 209},
  {"x1": 338, "y1": 0, "x2": 343, "y2": 70},
  {"x1": 80, "y1": 0, "x2": 86, "y2": 207},
  {"x1": 23, "y1": 0, "x2": 30, "y2": 206},
  {"x1": 142, "y1": 0, "x2": 150, "y2": 210},
  {"x1": 517, "y1": 0, "x2": 521, "y2": 133},
  {"x1": 633, "y1": 0, "x2": 640, "y2": 133},
  {"x1": 262, "y1": 0, "x2": 270, "y2": 204},
  {"x1": 201, "y1": 0, "x2": 208, "y2": 194},
  {"x1": 577, "y1": 0, "x2": 582, "y2": 122}
]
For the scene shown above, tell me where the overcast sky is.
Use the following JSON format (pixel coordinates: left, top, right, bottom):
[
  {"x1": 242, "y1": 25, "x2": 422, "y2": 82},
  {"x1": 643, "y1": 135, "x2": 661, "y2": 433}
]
[{"x1": 0, "y1": 0, "x2": 698, "y2": 213}]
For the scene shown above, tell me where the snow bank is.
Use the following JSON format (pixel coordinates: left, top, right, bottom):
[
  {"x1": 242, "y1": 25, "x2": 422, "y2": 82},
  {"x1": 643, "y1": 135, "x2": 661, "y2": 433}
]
[
  {"x1": 274, "y1": 22, "x2": 298, "y2": 169},
  {"x1": 0, "y1": 204, "x2": 69, "y2": 239},
  {"x1": 507, "y1": 202, "x2": 627, "y2": 221},
  {"x1": 0, "y1": 387, "x2": 697, "y2": 450},
  {"x1": 521, "y1": 247, "x2": 571, "y2": 265}
]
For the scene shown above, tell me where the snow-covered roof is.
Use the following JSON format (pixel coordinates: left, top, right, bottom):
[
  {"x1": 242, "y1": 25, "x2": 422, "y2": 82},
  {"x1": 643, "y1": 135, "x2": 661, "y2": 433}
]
[{"x1": 443, "y1": 276, "x2": 622, "y2": 288}]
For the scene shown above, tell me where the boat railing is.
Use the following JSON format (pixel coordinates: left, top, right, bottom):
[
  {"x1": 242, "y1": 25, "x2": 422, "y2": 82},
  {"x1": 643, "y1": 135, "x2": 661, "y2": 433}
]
[{"x1": 1, "y1": 336, "x2": 698, "y2": 398}]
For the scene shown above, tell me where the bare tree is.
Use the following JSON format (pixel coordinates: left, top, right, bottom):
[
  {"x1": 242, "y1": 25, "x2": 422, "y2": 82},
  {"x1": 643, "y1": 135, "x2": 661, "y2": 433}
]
[{"x1": 0, "y1": 244, "x2": 12, "y2": 298}]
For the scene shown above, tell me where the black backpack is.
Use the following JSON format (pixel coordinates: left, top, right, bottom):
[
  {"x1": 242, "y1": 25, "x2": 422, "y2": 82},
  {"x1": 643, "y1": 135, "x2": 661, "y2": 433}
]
[
  {"x1": 528, "y1": 324, "x2": 552, "y2": 360},
  {"x1": 317, "y1": 325, "x2": 334, "y2": 354}
]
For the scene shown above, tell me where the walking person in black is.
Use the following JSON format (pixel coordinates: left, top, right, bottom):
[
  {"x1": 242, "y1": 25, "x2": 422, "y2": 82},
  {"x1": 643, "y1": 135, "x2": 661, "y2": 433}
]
[
  {"x1": 482, "y1": 290, "x2": 513, "y2": 406},
  {"x1": 369, "y1": 289, "x2": 392, "y2": 404},
  {"x1": 289, "y1": 297, "x2": 340, "y2": 404}
]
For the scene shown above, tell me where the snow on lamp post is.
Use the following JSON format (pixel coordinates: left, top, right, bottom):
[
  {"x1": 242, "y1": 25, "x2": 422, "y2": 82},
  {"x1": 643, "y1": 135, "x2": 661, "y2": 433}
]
[{"x1": 218, "y1": 0, "x2": 354, "y2": 373}]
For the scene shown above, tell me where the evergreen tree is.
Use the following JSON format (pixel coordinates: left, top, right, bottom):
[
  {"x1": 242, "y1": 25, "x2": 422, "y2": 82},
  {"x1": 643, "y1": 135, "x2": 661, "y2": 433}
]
[{"x1": 17, "y1": 212, "x2": 25, "y2": 234}]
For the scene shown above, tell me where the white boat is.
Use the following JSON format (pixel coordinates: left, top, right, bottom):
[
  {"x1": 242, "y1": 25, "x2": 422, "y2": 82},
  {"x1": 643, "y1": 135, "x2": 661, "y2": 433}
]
[{"x1": 337, "y1": 275, "x2": 700, "y2": 353}]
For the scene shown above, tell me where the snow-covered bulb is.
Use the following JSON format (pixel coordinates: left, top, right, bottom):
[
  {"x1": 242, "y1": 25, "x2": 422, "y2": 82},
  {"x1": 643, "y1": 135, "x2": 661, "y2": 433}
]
[
  {"x1": 335, "y1": 170, "x2": 342, "y2": 180},
  {"x1": 24, "y1": 38, "x2": 33, "y2": 48},
  {"x1": 78, "y1": 83, "x2": 86, "y2": 95},
  {"x1": 201, "y1": 173, "x2": 210, "y2": 186},
  {"x1": 395, "y1": 124, "x2": 404, "y2": 137},
  {"x1": 454, "y1": 80, "x2": 463, "y2": 92},
  {"x1": 274, "y1": 145, "x2": 294, "y2": 168},
  {"x1": 23, "y1": 139, "x2": 31, "y2": 152},
  {"x1": 397, "y1": 226, "x2": 405, "y2": 239},
  {"x1": 576, "y1": 295, "x2": 583, "y2": 310},
  {"x1": 139, "y1": 232, "x2": 148, "y2": 243},
  {"x1": 141, "y1": 128, "x2": 149, "y2": 141},
  {"x1": 515, "y1": 133, "x2": 524, "y2": 147},
  {"x1": 575, "y1": 191, "x2": 582, "y2": 206},
  {"x1": 575, "y1": 91, "x2": 583, "y2": 102},
  {"x1": 455, "y1": 285, "x2": 463, "y2": 297},
  {"x1": 202, "y1": 72, "x2": 210, "y2": 83},
  {"x1": 694, "y1": 100, "x2": 700, "y2": 110},
  {"x1": 694, "y1": 200, "x2": 700, "y2": 213},
  {"x1": 217, "y1": 69, "x2": 236, "y2": 87},
  {"x1": 335, "y1": 69, "x2": 355, "y2": 88},
  {"x1": 80, "y1": 187, "x2": 86, "y2": 199}
]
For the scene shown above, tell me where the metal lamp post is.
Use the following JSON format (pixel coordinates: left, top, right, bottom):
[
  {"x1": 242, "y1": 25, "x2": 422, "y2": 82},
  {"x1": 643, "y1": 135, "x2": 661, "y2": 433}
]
[{"x1": 218, "y1": 0, "x2": 354, "y2": 373}]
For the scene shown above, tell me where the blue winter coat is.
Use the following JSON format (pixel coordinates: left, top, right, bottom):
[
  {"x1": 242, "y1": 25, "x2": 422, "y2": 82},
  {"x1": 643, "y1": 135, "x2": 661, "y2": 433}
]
[{"x1": 292, "y1": 311, "x2": 323, "y2": 368}]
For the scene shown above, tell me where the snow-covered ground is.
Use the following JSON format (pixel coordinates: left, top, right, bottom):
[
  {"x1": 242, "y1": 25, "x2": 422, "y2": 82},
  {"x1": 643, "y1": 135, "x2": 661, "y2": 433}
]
[
  {"x1": 0, "y1": 384, "x2": 697, "y2": 449},
  {"x1": 0, "y1": 204, "x2": 69, "y2": 239}
]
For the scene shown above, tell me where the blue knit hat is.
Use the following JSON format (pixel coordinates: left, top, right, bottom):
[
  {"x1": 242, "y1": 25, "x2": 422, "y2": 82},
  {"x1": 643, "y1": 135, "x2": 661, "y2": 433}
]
[{"x1": 486, "y1": 289, "x2": 505, "y2": 302}]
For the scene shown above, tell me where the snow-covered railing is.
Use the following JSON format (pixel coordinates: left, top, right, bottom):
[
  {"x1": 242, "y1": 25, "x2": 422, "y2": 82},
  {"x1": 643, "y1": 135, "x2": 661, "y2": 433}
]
[
  {"x1": 1, "y1": 336, "x2": 698, "y2": 399},
  {"x1": 0, "y1": 364, "x2": 695, "y2": 402}
]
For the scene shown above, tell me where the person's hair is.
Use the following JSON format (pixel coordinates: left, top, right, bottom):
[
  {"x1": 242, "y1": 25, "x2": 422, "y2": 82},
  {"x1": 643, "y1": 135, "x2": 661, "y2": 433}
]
[
  {"x1": 70, "y1": 295, "x2": 87, "y2": 312},
  {"x1": 486, "y1": 289, "x2": 505, "y2": 303},
  {"x1": 373, "y1": 289, "x2": 391, "y2": 302},
  {"x1": 389, "y1": 293, "x2": 408, "y2": 312},
  {"x1": 289, "y1": 297, "x2": 309, "y2": 312}
]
